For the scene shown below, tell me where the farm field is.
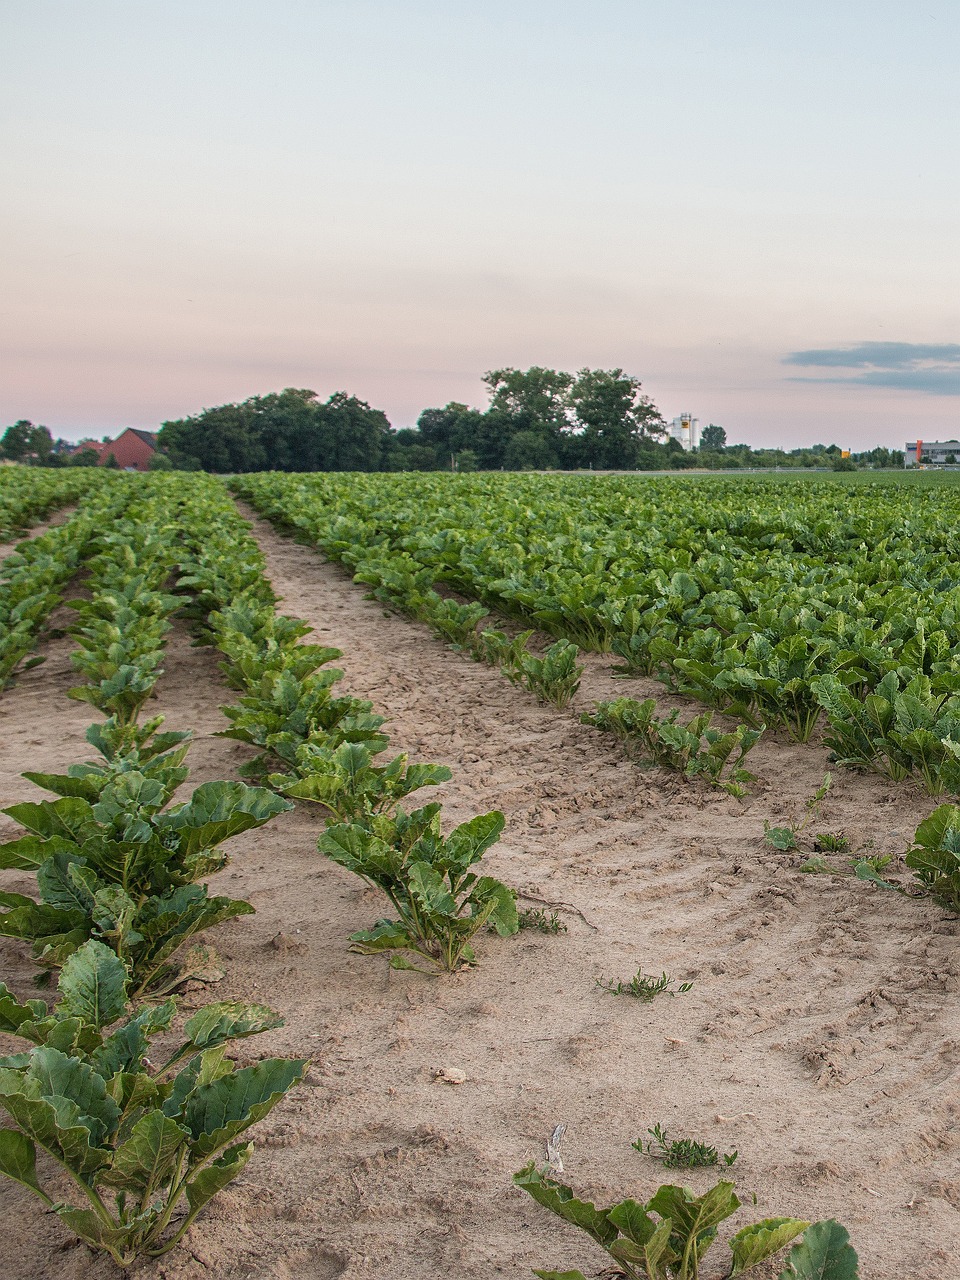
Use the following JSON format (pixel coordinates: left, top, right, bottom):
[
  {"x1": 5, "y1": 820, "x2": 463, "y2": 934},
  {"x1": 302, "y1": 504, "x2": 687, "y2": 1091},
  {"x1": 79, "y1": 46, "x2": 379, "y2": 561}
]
[{"x1": 0, "y1": 469, "x2": 957, "y2": 1279}]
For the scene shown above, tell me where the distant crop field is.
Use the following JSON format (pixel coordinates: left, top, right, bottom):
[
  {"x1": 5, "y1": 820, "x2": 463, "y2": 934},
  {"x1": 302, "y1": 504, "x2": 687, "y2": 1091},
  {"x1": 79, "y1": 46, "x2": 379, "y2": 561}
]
[{"x1": 233, "y1": 469, "x2": 960, "y2": 792}]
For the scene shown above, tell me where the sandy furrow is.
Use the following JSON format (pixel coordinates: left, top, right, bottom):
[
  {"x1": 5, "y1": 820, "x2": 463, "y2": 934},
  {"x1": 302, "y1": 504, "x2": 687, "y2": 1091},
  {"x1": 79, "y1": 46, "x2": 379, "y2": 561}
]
[{"x1": 0, "y1": 506, "x2": 956, "y2": 1279}]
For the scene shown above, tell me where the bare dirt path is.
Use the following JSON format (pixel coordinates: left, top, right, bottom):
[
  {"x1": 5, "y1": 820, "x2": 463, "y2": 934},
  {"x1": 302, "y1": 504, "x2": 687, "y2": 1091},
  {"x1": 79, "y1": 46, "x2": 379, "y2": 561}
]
[{"x1": 0, "y1": 507, "x2": 957, "y2": 1280}]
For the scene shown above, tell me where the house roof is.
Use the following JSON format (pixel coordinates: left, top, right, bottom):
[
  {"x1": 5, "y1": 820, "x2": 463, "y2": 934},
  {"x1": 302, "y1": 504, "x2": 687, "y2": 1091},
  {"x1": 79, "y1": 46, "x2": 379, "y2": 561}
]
[{"x1": 123, "y1": 429, "x2": 159, "y2": 448}]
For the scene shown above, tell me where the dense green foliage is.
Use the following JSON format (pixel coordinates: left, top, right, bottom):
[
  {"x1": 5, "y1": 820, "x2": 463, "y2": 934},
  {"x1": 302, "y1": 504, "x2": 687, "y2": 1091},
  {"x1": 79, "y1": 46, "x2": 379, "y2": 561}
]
[
  {"x1": 233, "y1": 469, "x2": 960, "y2": 794},
  {"x1": 157, "y1": 388, "x2": 395, "y2": 473},
  {"x1": 0, "y1": 940, "x2": 305, "y2": 1265},
  {"x1": 0, "y1": 467, "x2": 106, "y2": 539},
  {"x1": 0, "y1": 474, "x2": 132, "y2": 685},
  {"x1": 153, "y1": 369, "x2": 687, "y2": 473}
]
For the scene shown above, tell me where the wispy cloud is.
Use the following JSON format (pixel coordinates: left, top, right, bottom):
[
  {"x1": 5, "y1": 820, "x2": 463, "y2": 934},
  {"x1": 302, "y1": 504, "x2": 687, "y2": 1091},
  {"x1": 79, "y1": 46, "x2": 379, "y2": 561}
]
[{"x1": 783, "y1": 342, "x2": 960, "y2": 395}]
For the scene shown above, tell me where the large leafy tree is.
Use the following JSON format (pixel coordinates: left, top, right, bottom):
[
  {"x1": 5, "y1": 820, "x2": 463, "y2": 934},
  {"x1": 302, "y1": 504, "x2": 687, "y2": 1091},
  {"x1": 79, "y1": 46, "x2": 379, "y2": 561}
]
[
  {"x1": 1, "y1": 419, "x2": 53, "y2": 464},
  {"x1": 414, "y1": 401, "x2": 485, "y2": 467},
  {"x1": 700, "y1": 422, "x2": 727, "y2": 450},
  {"x1": 160, "y1": 400, "x2": 267, "y2": 472},
  {"x1": 482, "y1": 367, "x2": 574, "y2": 436},
  {"x1": 315, "y1": 391, "x2": 392, "y2": 471},
  {"x1": 157, "y1": 388, "x2": 392, "y2": 472},
  {"x1": 569, "y1": 368, "x2": 665, "y2": 469}
]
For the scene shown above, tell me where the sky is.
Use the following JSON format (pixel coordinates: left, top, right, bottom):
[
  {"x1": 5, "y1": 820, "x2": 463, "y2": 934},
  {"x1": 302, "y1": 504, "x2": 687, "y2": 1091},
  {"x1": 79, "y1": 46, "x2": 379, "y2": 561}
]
[{"x1": 1, "y1": 0, "x2": 958, "y2": 450}]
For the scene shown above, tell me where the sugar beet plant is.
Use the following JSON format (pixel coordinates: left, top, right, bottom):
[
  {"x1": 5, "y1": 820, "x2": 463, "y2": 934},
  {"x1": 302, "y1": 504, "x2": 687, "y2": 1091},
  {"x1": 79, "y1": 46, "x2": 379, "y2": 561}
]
[
  {"x1": 584, "y1": 697, "x2": 763, "y2": 795},
  {"x1": 174, "y1": 482, "x2": 519, "y2": 972},
  {"x1": 514, "y1": 1164, "x2": 860, "y2": 1280},
  {"x1": 813, "y1": 672, "x2": 960, "y2": 796},
  {"x1": 0, "y1": 940, "x2": 305, "y2": 1266},
  {"x1": 0, "y1": 716, "x2": 291, "y2": 993},
  {"x1": 319, "y1": 804, "x2": 517, "y2": 971},
  {"x1": 905, "y1": 804, "x2": 960, "y2": 914}
]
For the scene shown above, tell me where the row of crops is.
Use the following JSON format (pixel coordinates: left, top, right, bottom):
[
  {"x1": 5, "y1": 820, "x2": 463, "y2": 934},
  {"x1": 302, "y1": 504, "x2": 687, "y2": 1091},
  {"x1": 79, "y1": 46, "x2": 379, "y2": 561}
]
[
  {"x1": 231, "y1": 471, "x2": 960, "y2": 800},
  {"x1": 0, "y1": 468, "x2": 105, "y2": 543},
  {"x1": 0, "y1": 465, "x2": 943, "y2": 1275},
  {"x1": 0, "y1": 470, "x2": 530, "y2": 1267}
]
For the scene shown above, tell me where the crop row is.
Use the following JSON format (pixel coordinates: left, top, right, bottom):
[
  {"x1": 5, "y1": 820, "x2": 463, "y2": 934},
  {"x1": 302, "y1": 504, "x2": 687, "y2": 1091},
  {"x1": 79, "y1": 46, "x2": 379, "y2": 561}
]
[
  {"x1": 0, "y1": 476, "x2": 307, "y2": 1262},
  {"x1": 230, "y1": 471, "x2": 960, "y2": 796},
  {"x1": 0, "y1": 476, "x2": 141, "y2": 686},
  {"x1": 0, "y1": 467, "x2": 108, "y2": 541},
  {"x1": 0, "y1": 473, "x2": 523, "y2": 1264},
  {"x1": 1, "y1": 469, "x2": 941, "y2": 1274}
]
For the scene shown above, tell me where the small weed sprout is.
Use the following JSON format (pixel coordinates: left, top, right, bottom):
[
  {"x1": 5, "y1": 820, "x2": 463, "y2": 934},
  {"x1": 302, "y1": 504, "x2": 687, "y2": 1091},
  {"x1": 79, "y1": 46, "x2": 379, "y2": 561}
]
[
  {"x1": 814, "y1": 831, "x2": 849, "y2": 853},
  {"x1": 764, "y1": 773, "x2": 832, "y2": 851},
  {"x1": 518, "y1": 906, "x2": 567, "y2": 934},
  {"x1": 636, "y1": 1122, "x2": 738, "y2": 1169},
  {"x1": 596, "y1": 968, "x2": 693, "y2": 1001}
]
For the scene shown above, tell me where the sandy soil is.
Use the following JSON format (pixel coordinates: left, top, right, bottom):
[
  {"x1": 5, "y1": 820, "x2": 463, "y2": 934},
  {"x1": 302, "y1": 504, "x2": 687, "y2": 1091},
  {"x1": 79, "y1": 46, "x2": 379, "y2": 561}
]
[{"x1": 0, "y1": 508, "x2": 957, "y2": 1280}]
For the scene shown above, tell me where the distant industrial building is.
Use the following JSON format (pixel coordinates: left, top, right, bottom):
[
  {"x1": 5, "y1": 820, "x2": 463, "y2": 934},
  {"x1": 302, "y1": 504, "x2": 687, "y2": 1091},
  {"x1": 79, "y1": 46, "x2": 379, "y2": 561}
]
[
  {"x1": 669, "y1": 413, "x2": 699, "y2": 451},
  {"x1": 904, "y1": 440, "x2": 960, "y2": 468}
]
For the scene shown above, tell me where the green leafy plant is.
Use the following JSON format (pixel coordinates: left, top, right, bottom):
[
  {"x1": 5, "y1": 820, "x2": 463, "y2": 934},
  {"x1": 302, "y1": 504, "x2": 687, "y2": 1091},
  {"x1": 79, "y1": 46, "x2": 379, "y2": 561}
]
[
  {"x1": 0, "y1": 732, "x2": 291, "y2": 992},
  {"x1": 584, "y1": 698, "x2": 762, "y2": 794},
  {"x1": 318, "y1": 804, "x2": 518, "y2": 971},
  {"x1": 425, "y1": 596, "x2": 490, "y2": 648},
  {"x1": 269, "y1": 741, "x2": 451, "y2": 824},
  {"x1": 518, "y1": 907, "x2": 567, "y2": 934},
  {"x1": 0, "y1": 941, "x2": 305, "y2": 1266},
  {"x1": 636, "y1": 1123, "x2": 737, "y2": 1169},
  {"x1": 218, "y1": 666, "x2": 388, "y2": 779},
  {"x1": 905, "y1": 804, "x2": 960, "y2": 912},
  {"x1": 515, "y1": 638, "x2": 584, "y2": 709},
  {"x1": 471, "y1": 626, "x2": 536, "y2": 672},
  {"x1": 813, "y1": 832, "x2": 849, "y2": 853},
  {"x1": 514, "y1": 1163, "x2": 854, "y2": 1280},
  {"x1": 814, "y1": 671, "x2": 960, "y2": 795},
  {"x1": 596, "y1": 969, "x2": 693, "y2": 1001},
  {"x1": 764, "y1": 825, "x2": 798, "y2": 851}
]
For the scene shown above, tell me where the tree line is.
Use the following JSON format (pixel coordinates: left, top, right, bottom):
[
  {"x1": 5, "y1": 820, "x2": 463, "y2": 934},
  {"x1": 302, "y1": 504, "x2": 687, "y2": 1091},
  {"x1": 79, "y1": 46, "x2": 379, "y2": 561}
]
[
  {"x1": 155, "y1": 368, "x2": 671, "y2": 473},
  {"x1": 2, "y1": 368, "x2": 906, "y2": 473}
]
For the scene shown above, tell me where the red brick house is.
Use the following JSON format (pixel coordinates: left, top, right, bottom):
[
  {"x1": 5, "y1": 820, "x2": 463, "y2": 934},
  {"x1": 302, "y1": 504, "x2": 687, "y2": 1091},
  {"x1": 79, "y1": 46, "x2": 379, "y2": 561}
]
[{"x1": 80, "y1": 429, "x2": 159, "y2": 471}]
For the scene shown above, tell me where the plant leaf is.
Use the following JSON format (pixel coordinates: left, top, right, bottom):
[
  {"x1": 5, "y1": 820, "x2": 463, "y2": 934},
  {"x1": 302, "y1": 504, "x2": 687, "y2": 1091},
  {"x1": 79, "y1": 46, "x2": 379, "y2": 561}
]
[
  {"x1": 513, "y1": 1163, "x2": 619, "y2": 1248},
  {"x1": 444, "y1": 811, "x2": 506, "y2": 869},
  {"x1": 184, "y1": 1057, "x2": 306, "y2": 1157},
  {"x1": 183, "y1": 1140, "x2": 253, "y2": 1213},
  {"x1": 57, "y1": 940, "x2": 129, "y2": 1031},
  {"x1": 730, "y1": 1217, "x2": 810, "y2": 1275},
  {"x1": 778, "y1": 1220, "x2": 860, "y2": 1279},
  {"x1": 184, "y1": 1002, "x2": 284, "y2": 1051},
  {"x1": 158, "y1": 782, "x2": 292, "y2": 856},
  {"x1": 0, "y1": 1129, "x2": 50, "y2": 1201},
  {"x1": 408, "y1": 862, "x2": 458, "y2": 917},
  {"x1": 99, "y1": 1109, "x2": 187, "y2": 1193},
  {"x1": 607, "y1": 1197, "x2": 657, "y2": 1246}
]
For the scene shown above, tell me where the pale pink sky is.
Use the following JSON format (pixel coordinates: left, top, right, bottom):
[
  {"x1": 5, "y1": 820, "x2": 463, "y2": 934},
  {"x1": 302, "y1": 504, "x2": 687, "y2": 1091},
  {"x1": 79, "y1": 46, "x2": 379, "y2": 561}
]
[{"x1": 2, "y1": 1, "x2": 958, "y2": 449}]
